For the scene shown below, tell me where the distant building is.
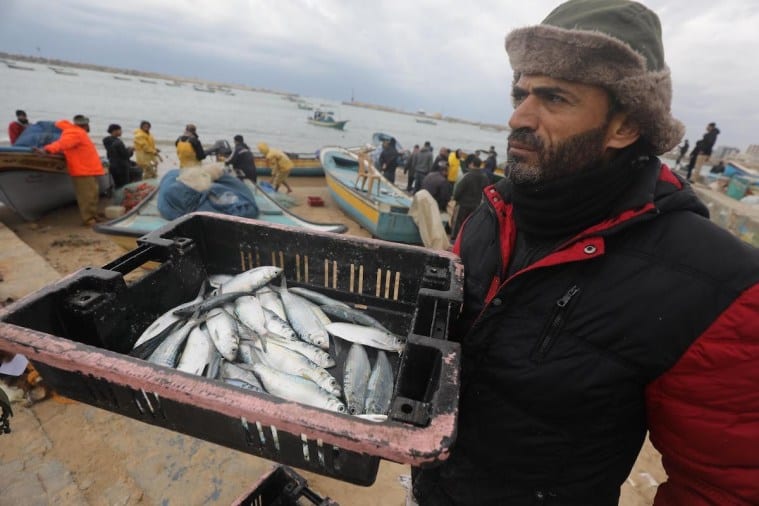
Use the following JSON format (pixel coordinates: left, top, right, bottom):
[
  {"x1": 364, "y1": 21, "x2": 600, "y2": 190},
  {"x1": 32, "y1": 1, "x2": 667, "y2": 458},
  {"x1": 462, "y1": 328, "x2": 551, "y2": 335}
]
[
  {"x1": 745, "y1": 144, "x2": 759, "y2": 160},
  {"x1": 712, "y1": 146, "x2": 740, "y2": 161}
]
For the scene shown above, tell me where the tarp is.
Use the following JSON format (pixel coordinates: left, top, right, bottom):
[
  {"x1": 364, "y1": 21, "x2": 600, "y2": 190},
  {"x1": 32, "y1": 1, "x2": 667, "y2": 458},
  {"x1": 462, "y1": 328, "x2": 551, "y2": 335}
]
[
  {"x1": 14, "y1": 121, "x2": 61, "y2": 148},
  {"x1": 157, "y1": 169, "x2": 259, "y2": 220},
  {"x1": 408, "y1": 190, "x2": 450, "y2": 251}
]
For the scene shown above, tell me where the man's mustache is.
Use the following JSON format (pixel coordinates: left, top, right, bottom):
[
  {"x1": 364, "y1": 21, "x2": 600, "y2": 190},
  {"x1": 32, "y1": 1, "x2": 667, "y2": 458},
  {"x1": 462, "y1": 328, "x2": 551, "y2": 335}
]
[{"x1": 508, "y1": 128, "x2": 542, "y2": 150}]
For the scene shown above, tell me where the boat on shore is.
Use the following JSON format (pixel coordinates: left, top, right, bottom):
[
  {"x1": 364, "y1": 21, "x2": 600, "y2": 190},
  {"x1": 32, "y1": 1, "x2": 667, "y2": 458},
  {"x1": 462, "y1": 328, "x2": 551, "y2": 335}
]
[
  {"x1": 94, "y1": 179, "x2": 347, "y2": 251},
  {"x1": 49, "y1": 66, "x2": 78, "y2": 76},
  {"x1": 254, "y1": 152, "x2": 323, "y2": 177},
  {"x1": 321, "y1": 146, "x2": 427, "y2": 244},
  {"x1": 0, "y1": 147, "x2": 113, "y2": 221},
  {"x1": 307, "y1": 111, "x2": 348, "y2": 130}
]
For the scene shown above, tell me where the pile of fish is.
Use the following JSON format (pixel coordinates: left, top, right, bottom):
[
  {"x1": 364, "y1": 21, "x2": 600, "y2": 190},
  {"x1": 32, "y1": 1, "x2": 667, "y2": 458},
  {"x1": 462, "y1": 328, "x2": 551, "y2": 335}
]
[{"x1": 129, "y1": 266, "x2": 404, "y2": 419}]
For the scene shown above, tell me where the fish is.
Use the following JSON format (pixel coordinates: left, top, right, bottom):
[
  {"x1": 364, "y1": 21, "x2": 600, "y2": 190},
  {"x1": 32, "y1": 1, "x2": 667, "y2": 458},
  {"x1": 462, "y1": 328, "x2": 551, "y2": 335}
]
[
  {"x1": 265, "y1": 333, "x2": 335, "y2": 369},
  {"x1": 257, "y1": 287, "x2": 286, "y2": 321},
  {"x1": 148, "y1": 317, "x2": 198, "y2": 368},
  {"x1": 173, "y1": 291, "x2": 252, "y2": 318},
  {"x1": 204, "y1": 307, "x2": 240, "y2": 361},
  {"x1": 320, "y1": 304, "x2": 391, "y2": 333},
  {"x1": 324, "y1": 322, "x2": 405, "y2": 352},
  {"x1": 289, "y1": 287, "x2": 351, "y2": 310},
  {"x1": 249, "y1": 340, "x2": 341, "y2": 396},
  {"x1": 364, "y1": 351, "x2": 394, "y2": 415},
  {"x1": 129, "y1": 319, "x2": 180, "y2": 359},
  {"x1": 343, "y1": 343, "x2": 371, "y2": 415},
  {"x1": 219, "y1": 266, "x2": 283, "y2": 294},
  {"x1": 221, "y1": 361, "x2": 264, "y2": 392},
  {"x1": 132, "y1": 283, "x2": 206, "y2": 349},
  {"x1": 176, "y1": 324, "x2": 216, "y2": 376},
  {"x1": 232, "y1": 295, "x2": 271, "y2": 350},
  {"x1": 277, "y1": 281, "x2": 330, "y2": 350},
  {"x1": 310, "y1": 304, "x2": 332, "y2": 327},
  {"x1": 208, "y1": 274, "x2": 233, "y2": 289},
  {"x1": 355, "y1": 414, "x2": 388, "y2": 423},
  {"x1": 262, "y1": 308, "x2": 298, "y2": 341},
  {"x1": 206, "y1": 352, "x2": 222, "y2": 380},
  {"x1": 250, "y1": 362, "x2": 346, "y2": 413}
]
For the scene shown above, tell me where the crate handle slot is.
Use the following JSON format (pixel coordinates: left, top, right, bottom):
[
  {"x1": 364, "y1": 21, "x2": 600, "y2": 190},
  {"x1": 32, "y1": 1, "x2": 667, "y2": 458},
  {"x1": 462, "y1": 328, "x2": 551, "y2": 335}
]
[
  {"x1": 301, "y1": 434, "x2": 310, "y2": 462},
  {"x1": 390, "y1": 397, "x2": 431, "y2": 427},
  {"x1": 317, "y1": 439, "x2": 325, "y2": 468},
  {"x1": 270, "y1": 425, "x2": 281, "y2": 452},
  {"x1": 102, "y1": 243, "x2": 164, "y2": 275}
]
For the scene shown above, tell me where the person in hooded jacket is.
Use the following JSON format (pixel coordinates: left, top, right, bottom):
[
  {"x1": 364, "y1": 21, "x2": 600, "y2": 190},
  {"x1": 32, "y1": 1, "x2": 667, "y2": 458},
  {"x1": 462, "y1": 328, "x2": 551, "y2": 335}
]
[
  {"x1": 133, "y1": 120, "x2": 160, "y2": 179},
  {"x1": 379, "y1": 137, "x2": 400, "y2": 183},
  {"x1": 690, "y1": 122, "x2": 720, "y2": 182},
  {"x1": 8, "y1": 110, "x2": 29, "y2": 145},
  {"x1": 450, "y1": 157, "x2": 489, "y2": 240},
  {"x1": 103, "y1": 124, "x2": 134, "y2": 188},
  {"x1": 35, "y1": 115, "x2": 105, "y2": 226},
  {"x1": 258, "y1": 142, "x2": 293, "y2": 193},
  {"x1": 225, "y1": 135, "x2": 257, "y2": 183},
  {"x1": 175, "y1": 123, "x2": 206, "y2": 168},
  {"x1": 411, "y1": 1, "x2": 759, "y2": 505}
]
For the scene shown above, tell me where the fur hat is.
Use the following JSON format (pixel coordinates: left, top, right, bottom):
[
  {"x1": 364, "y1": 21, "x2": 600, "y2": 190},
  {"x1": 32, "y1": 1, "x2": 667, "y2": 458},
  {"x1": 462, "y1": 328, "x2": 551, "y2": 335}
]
[{"x1": 505, "y1": 0, "x2": 684, "y2": 154}]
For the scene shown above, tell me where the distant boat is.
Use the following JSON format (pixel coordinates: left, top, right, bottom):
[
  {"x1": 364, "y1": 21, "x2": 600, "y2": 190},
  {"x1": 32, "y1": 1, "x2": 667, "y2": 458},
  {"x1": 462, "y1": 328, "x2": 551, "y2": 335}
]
[
  {"x1": 255, "y1": 152, "x2": 323, "y2": 177},
  {"x1": 94, "y1": 179, "x2": 347, "y2": 251},
  {"x1": 49, "y1": 66, "x2": 78, "y2": 76},
  {"x1": 113, "y1": 75, "x2": 131, "y2": 81},
  {"x1": 6, "y1": 62, "x2": 34, "y2": 71},
  {"x1": 321, "y1": 146, "x2": 436, "y2": 244},
  {"x1": 307, "y1": 111, "x2": 348, "y2": 130},
  {"x1": 193, "y1": 85, "x2": 216, "y2": 93},
  {"x1": 165, "y1": 81, "x2": 182, "y2": 87},
  {"x1": 415, "y1": 118, "x2": 437, "y2": 126},
  {"x1": 139, "y1": 79, "x2": 157, "y2": 84},
  {"x1": 297, "y1": 102, "x2": 314, "y2": 110},
  {"x1": 0, "y1": 147, "x2": 113, "y2": 221}
]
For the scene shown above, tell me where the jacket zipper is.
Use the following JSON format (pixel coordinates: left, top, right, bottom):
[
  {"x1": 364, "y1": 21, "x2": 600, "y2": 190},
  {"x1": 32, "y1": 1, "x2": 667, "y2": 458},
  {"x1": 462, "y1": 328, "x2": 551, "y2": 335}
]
[{"x1": 533, "y1": 285, "x2": 580, "y2": 361}]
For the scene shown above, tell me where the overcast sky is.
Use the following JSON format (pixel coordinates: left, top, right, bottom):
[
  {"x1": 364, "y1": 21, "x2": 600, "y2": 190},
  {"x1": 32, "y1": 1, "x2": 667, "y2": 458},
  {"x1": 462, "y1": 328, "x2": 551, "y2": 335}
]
[{"x1": 2, "y1": 0, "x2": 757, "y2": 150}]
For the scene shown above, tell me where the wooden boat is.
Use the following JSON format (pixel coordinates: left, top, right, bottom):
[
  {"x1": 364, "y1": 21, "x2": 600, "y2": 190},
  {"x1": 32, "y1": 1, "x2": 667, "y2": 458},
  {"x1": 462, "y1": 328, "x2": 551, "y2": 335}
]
[
  {"x1": 307, "y1": 111, "x2": 348, "y2": 130},
  {"x1": 415, "y1": 118, "x2": 437, "y2": 126},
  {"x1": 94, "y1": 180, "x2": 348, "y2": 251},
  {"x1": 6, "y1": 62, "x2": 34, "y2": 71},
  {"x1": 321, "y1": 146, "x2": 426, "y2": 244},
  {"x1": 254, "y1": 152, "x2": 323, "y2": 177},
  {"x1": 49, "y1": 66, "x2": 78, "y2": 76},
  {"x1": 0, "y1": 147, "x2": 113, "y2": 221}
]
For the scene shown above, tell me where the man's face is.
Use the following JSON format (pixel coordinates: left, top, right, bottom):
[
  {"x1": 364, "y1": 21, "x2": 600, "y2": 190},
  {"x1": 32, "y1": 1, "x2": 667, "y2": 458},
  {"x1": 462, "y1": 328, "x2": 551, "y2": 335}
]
[
  {"x1": 506, "y1": 75, "x2": 616, "y2": 184},
  {"x1": 142, "y1": 124, "x2": 150, "y2": 133},
  {"x1": 17, "y1": 113, "x2": 28, "y2": 124},
  {"x1": 112, "y1": 129, "x2": 122, "y2": 137}
]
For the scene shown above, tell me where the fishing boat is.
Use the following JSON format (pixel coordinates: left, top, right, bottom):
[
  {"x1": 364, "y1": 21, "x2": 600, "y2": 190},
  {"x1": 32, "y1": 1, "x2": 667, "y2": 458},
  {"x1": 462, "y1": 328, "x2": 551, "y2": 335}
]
[
  {"x1": 307, "y1": 111, "x2": 348, "y2": 130},
  {"x1": 193, "y1": 85, "x2": 216, "y2": 93},
  {"x1": 49, "y1": 66, "x2": 78, "y2": 76},
  {"x1": 113, "y1": 75, "x2": 131, "y2": 81},
  {"x1": 0, "y1": 147, "x2": 113, "y2": 221},
  {"x1": 321, "y1": 146, "x2": 428, "y2": 244},
  {"x1": 254, "y1": 152, "x2": 323, "y2": 177},
  {"x1": 6, "y1": 62, "x2": 34, "y2": 71},
  {"x1": 415, "y1": 118, "x2": 437, "y2": 126},
  {"x1": 165, "y1": 81, "x2": 182, "y2": 87},
  {"x1": 296, "y1": 101, "x2": 314, "y2": 110},
  {"x1": 139, "y1": 79, "x2": 157, "y2": 84},
  {"x1": 94, "y1": 181, "x2": 347, "y2": 251}
]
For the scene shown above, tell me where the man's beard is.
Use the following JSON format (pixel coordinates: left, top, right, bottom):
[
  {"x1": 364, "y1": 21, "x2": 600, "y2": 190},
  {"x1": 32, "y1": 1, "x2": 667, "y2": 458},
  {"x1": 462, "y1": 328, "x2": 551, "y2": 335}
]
[
  {"x1": 507, "y1": 125, "x2": 609, "y2": 185},
  {"x1": 19, "y1": 118, "x2": 29, "y2": 125}
]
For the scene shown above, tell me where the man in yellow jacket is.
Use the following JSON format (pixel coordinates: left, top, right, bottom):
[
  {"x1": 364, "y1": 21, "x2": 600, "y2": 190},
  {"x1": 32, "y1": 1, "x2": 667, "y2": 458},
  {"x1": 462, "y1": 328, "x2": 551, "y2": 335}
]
[
  {"x1": 258, "y1": 142, "x2": 293, "y2": 193},
  {"x1": 34, "y1": 115, "x2": 105, "y2": 226},
  {"x1": 447, "y1": 148, "x2": 463, "y2": 184},
  {"x1": 133, "y1": 120, "x2": 161, "y2": 179}
]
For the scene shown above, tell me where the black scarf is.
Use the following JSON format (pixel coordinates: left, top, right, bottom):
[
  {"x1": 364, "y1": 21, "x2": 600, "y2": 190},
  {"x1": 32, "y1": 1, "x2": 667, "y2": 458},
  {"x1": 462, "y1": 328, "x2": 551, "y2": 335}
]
[{"x1": 510, "y1": 148, "x2": 649, "y2": 239}]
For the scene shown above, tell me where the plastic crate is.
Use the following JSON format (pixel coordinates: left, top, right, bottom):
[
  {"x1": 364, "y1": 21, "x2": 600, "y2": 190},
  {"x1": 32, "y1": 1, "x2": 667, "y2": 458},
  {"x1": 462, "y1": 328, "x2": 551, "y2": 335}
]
[
  {"x1": 0, "y1": 212, "x2": 462, "y2": 486},
  {"x1": 232, "y1": 465, "x2": 338, "y2": 505},
  {"x1": 307, "y1": 196, "x2": 325, "y2": 207}
]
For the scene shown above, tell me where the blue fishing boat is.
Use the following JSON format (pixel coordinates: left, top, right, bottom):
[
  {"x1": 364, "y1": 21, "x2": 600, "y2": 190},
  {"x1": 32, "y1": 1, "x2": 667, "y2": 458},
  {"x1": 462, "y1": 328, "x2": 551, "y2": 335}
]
[
  {"x1": 94, "y1": 179, "x2": 347, "y2": 251},
  {"x1": 307, "y1": 111, "x2": 348, "y2": 130},
  {"x1": 321, "y1": 146, "x2": 425, "y2": 244},
  {"x1": 254, "y1": 152, "x2": 323, "y2": 177}
]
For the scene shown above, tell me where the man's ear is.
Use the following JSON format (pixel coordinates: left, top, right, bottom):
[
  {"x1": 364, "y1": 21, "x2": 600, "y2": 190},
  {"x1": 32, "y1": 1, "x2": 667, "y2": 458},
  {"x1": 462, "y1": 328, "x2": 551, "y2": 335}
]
[{"x1": 605, "y1": 113, "x2": 640, "y2": 150}]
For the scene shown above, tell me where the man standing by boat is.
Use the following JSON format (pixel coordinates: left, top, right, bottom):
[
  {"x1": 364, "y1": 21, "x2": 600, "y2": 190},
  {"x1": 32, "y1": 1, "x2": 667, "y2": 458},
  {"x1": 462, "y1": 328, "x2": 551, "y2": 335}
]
[
  {"x1": 413, "y1": 141, "x2": 434, "y2": 193},
  {"x1": 8, "y1": 110, "x2": 29, "y2": 145},
  {"x1": 34, "y1": 115, "x2": 105, "y2": 226},
  {"x1": 103, "y1": 124, "x2": 134, "y2": 188},
  {"x1": 225, "y1": 135, "x2": 257, "y2": 184},
  {"x1": 688, "y1": 122, "x2": 720, "y2": 182},
  {"x1": 379, "y1": 137, "x2": 400, "y2": 184},
  {"x1": 411, "y1": 1, "x2": 759, "y2": 504},
  {"x1": 175, "y1": 124, "x2": 206, "y2": 168},
  {"x1": 257, "y1": 142, "x2": 293, "y2": 193},
  {"x1": 133, "y1": 120, "x2": 161, "y2": 179}
]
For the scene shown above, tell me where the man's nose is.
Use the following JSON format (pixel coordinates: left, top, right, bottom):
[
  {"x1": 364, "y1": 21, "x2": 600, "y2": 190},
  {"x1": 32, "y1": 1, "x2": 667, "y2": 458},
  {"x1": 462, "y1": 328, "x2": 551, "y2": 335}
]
[{"x1": 508, "y1": 96, "x2": 539, "y2": 132}]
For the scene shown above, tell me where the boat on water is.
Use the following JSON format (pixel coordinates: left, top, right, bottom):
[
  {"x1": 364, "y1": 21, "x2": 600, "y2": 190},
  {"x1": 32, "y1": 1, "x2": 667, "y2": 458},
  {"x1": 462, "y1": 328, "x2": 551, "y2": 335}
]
[
  {"x1": 297, "y1": 101, "x2": 314, "y2": 110},
  {"x1": 165, "y1": 81, "x2": 182, "y2": 87},
  {"x1": 94, "y1": 179, "x2": 347, "y2": 250},
  {"x1": 321, "y1": 146, "x2": 429, "y2": 244},
  {"x1": 254, "y1": 152, "x2": 323, "y2": 177},
  {"x1": 49, "y1": 66, "x2": 78, "y2": 76},
  {"x1": 193, "y1": 85, "x2": 216, "y2": 93},
  {"x1": 113, "y1": 75, "x2": 131, "y2": 81},
  {"x1": 415, "y1": 118, "x2": 437, "y2": 126},
  {"x1": 0, "y1": 147, "x2": 113, "y2": 221},
  {"x1": 307, "y1": 111, "x2": 348, "y2": 130},
  {"x1": 139, "y1": 79, "x2": 157, "y2": 84},
  {"x1": 6, "y1": 62, "x2": 34, "y2": 71}
]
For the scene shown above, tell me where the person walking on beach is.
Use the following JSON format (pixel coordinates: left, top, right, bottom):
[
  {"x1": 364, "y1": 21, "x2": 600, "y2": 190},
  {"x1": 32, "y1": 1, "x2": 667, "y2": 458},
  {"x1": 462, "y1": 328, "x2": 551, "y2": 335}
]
[
  {"x1": 421, "y1": 161, "x2": 451, "y2": 213},
  {"x1": 412, "y1": 141, "x2": 434, "y2": 193},
  {"x1": 450, "y1": 157, "x2": 489, "y2": 240},
  {"x1": 484, "y1": 146, "x2": 498, "y2": 180},
  {"x1": 675, "y1": 138, "x2": 689, "y2": 166},
  {"x1": 688, "y1": 122, "x2": 720, "y2": 182},
  {"x1": 34, "y1": 115, "x2": 105, "y2": 226},
  {"x1": 225, "y1": 135, "x2": 257, "y2": 184},
  {"x1": 8, "y1": 110, "x2": 29, "y2": 145},
  {"x1": 447, "y1": 148, "x2": 463, "y2": 185},
  {"x1": 411, "y1": 1, "x2": 759, "y2": 505},
  {"x1": 257, "y1": 142, "x2": 293, "y2": 193},
  {"x1": 404, "y1": 144, "x2": 420, "y2": 192},
  {"x1": 102, "y1": 124, "x2": 135, "y2": 188},
  {"x1": 133, "y1": 120, "x2": 161, "y2": 179},
  {"x1": 175, "y1": 124, "x2": 206, "y2": 168},
  {"x1": 379, "y1": 137, "x2": 400, "y2": 184}
]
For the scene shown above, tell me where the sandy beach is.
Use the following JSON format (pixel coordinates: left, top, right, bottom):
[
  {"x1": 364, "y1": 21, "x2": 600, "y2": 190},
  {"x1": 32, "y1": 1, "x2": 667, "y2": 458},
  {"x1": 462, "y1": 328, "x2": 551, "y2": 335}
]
[{"x1": 0, "y1": 168, "x2": 667, "y2": 505}]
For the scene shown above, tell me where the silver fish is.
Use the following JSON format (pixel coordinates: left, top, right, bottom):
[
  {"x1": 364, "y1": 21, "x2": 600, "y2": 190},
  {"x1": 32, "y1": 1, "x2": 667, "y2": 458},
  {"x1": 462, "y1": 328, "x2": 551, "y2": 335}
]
[
  {"x1": 173, "y1": 290, "x2": 251, "y2": 318},
  {"x1": 133, "y1": 284, "x2": 206, "y2": 348},
  {"x1": 343, "y1": 343, "x2": 371, "y2": 415},
  {"x1": 355, "y1": 414, "x2": 388, "y2": 423},
  {"x1": 257, "y1": 287, "x2": 286, "y2": 321},
  {"x1": 262, "y1": 308, "x2": 298, "y2": 341},
  {"x1": 250, "y1": 362, "x2": 346, "y2": 413},
  {"x1": 289, "y1": 287, "x2": 351, "y2": 310},
  {"x1": 148, "y1": 318, "x2": 198, "y2": 368},
  {"x1": 221, "y1": 361, "x2": 264, "y2": 392},
  {"x1": 176, "y1": 324, "x2": 216, "y2": 376},
  {"x1": 219, "y1": 266, "x2": 283, "y2": 294},
  {"x1": 205, "y1": 307, "x2": 240, "y2": 361},
  {"x1": 208, "y1": 274, "x2": 233, "y2": 289},
  {"x1": 320, "y1": 304, "x2": 391, "y2": 334},
  {"x1": 206, "y1": 352, "x2": 222, "y2": 380},
  {"x1": 250, "y1": 340, "x2": 340, "y2": 396},
  {"x1": 364, "y1": 350, "x2": 394, "y2": 415},
  {"x1": 325, "y1": 322, "x2": 404, "y2": 352},
  {"x1": 265, "y1": 333, "x2": 335, "y2": 369},
  {"x1": 278, "y1": 284, "x2": 330, "y2": 350},
  {"x1": 234, "y1": 296, "x2": 267, "y2": 336}
]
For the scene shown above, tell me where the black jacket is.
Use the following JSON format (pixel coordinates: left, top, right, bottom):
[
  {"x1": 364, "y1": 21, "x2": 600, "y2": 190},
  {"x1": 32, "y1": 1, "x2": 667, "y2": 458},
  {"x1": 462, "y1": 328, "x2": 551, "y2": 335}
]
[
  {"x1": 379, "y1": 143, "x2": 399, "y2": 172},
  {"x1": 415, "y1": 147, "x2": 433, "y2": 175},
  {"x1": 421, "y1": 171, "x2": 451, "y2": 211},
  {"x1": 453, "y1": 170, "x2": 489, "y2": 209},
  {"x1": 700, "y1": 128, "x2": 720, "y2": 156},
  {"x1": 103, "y1": 135, "x2": 132, "y2": 187},
  {"x1": 413, "y1": 158, "x2": 759, "y2": 505},
  {"x1": 226, "y1": 142, "x2": 257, "y2": 182},
  {"x1": 175, "y1": 135, "x2": 206, "y2": 161}
]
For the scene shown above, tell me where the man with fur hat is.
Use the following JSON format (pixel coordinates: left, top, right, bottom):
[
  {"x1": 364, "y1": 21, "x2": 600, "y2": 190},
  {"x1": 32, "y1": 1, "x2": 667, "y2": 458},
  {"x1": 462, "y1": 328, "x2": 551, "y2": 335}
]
[{"x1": 411, "y1": 1, "x2": 759, "y2": 505}]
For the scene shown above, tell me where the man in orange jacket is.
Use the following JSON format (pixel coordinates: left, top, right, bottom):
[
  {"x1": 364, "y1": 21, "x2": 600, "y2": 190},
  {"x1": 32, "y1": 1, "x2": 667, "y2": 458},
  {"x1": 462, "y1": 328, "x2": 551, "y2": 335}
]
[{"x1": 35, "y1": 115, "x2": 106, "y2": 226}]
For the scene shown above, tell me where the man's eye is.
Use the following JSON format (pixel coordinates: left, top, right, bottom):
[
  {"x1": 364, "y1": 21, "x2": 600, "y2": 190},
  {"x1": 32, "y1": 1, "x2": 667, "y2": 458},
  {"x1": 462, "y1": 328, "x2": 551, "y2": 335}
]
[
  {"x1": 547, "y1": 94, "x2": 566, "y2": 104},
  {"x1": 512, "y1": 92, "x2": 527, "y2": 105}
]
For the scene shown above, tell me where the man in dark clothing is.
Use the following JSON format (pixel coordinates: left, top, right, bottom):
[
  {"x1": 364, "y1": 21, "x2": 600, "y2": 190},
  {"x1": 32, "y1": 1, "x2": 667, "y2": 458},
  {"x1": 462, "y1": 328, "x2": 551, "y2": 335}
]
[
  {"x1": 175, "y1": 123, "x2": 206, "y2": 168},
  {"x1": 675, "y1": 138, "x2": 689, "y2": 166},
  {"x1": 484, "y1": 146, "x2": 498, "y2": 180},
  {"x1": 451, "y1": 157, "x2": 489, "y2": 240},
  {"x1": 8, "y1": 110, "x2": 29, "y2": 145},
  {"x1": 413, "y1": 141, "x2": 434, "y2": 193},
  {"x1": 404, "y1": 144, "x2": 420, "y2": 192},
  {"x1": 710, "y1": 160, "x2": 726, "y2": 174},
  {"x1": 102, "y1": 124, "x2": 136, "y2": 188},
  {"x1": 686, "y1": 139, "x2": 703, "y2": 181},
  {"x1": 690, "y1": 122, "x2": 720, "y2": 182},
  {"x1": 411, "y1": 1, "x2": 759, "y2": 505},
  {"x1": 378, "y1": 138, "x2": 399, "y2": 183},
  {"x1": 225, "y1": 134, "x2": 257, "y2": 183},
  {"x1": 421, "y1": 162, "x2": 451, "y2": 212}
]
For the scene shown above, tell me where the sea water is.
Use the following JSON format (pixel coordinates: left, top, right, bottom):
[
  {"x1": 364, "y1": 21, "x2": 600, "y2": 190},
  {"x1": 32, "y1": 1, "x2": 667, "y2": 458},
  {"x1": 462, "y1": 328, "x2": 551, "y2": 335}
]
[{"x1": 0, "y1": 61, "x2": 508, "y2": 160}]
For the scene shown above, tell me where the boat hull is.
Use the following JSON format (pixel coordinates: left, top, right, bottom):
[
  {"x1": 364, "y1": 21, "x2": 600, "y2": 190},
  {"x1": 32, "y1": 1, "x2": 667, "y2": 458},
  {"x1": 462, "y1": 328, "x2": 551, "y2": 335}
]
[
  {"x1": 254, "y1": 153, "x2": 323, "y2": 177},
  {"x1": 307, "y1": 119, "x2": 348, "y2": 130}
]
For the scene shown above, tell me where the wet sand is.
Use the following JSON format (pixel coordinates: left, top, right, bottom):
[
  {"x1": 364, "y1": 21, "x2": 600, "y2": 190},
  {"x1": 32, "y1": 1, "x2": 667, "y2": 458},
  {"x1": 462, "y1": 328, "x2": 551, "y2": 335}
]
[{"x1": 0, "y1": 172, "x2": 665, "y2": 505}]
